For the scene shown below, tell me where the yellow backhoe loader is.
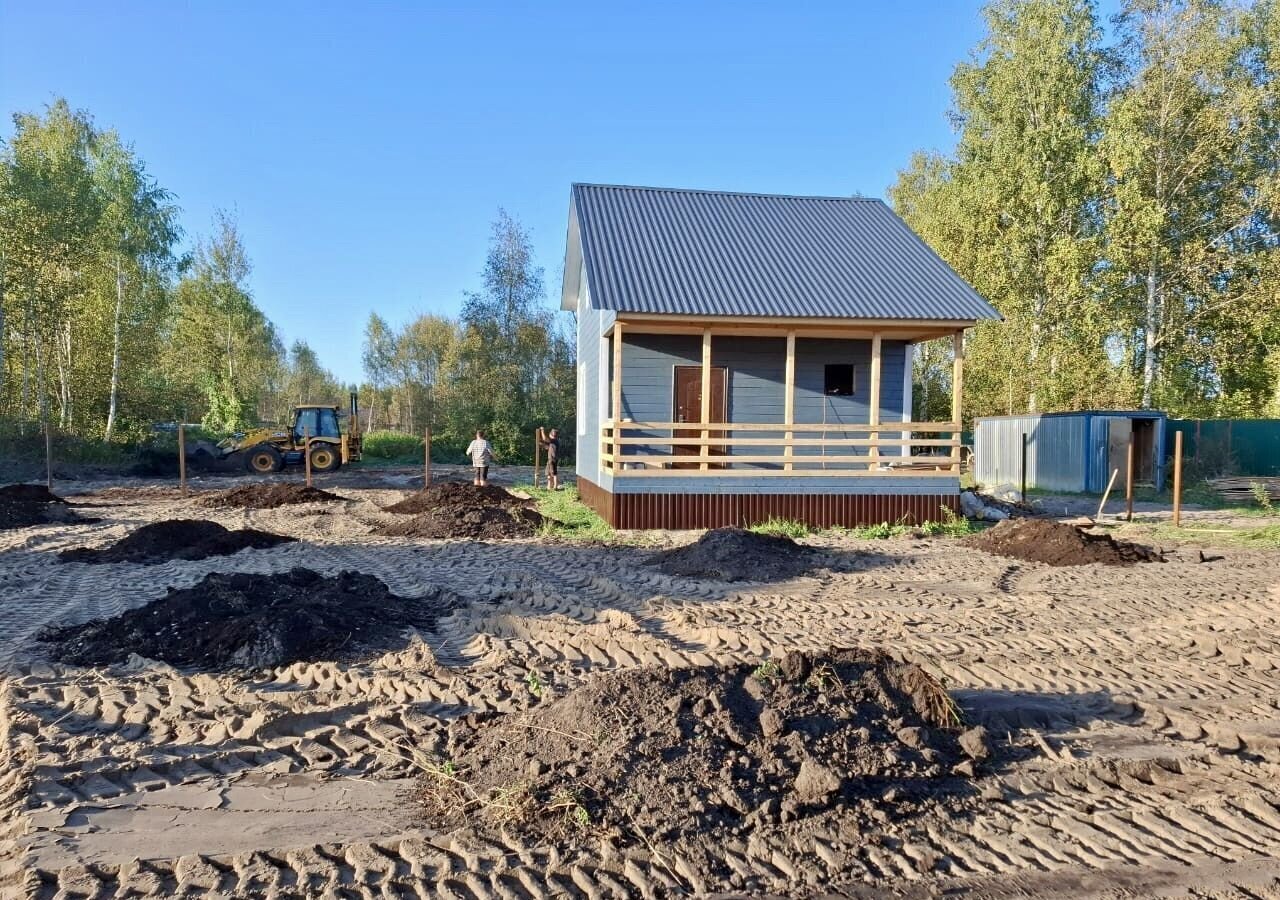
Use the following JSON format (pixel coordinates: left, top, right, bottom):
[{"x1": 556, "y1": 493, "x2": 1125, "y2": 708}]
[{"x1": 189, "y1": 393, "x2": 363, "y2": 474}]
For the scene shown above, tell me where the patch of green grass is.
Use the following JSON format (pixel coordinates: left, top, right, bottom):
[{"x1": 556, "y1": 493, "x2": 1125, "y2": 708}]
[
  {"x1": 832, "y1": 506, "x2": 976, "y2": 540},
  {"x1": 748, "y1": 517, "x2": 813, "y2": 539},
  {"x1": 525, "y1": 670, "x2": 545, "y2": 698},
  {"x1": 918, "y1": 505, "x2": 977, "y2": 537},
  {"x1": 752, "y1": 659, "x2": 781, "y2": 683},
  {"x1": 1152, "y1": 522, "x2": 1280, "y2": 549},
  {"x1": 525, "y1": 484, "x2": 616, "y2": 543},
  {"x1": 1249, "y1": 482, "x2": 1276, "y2": 516}
]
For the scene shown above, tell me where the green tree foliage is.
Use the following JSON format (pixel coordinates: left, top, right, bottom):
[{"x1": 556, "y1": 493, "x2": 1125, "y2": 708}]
[
  {"x1": 361, "y1": 211, "x2": 575, "y2": 462},
  {"x1": 892, "y1": 0, "x2": 1280, "y2": 421},
  {"x1": 0, "y1": 99, "x2": 307, "y2": 441}
]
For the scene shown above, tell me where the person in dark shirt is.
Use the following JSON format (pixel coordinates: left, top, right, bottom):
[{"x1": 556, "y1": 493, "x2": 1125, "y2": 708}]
[{"x1": 539, "y1": 427, "x2": 560, "y2": 490}]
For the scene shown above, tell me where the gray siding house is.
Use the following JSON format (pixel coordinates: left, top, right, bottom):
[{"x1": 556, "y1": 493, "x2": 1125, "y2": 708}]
[{"x1": 562, "y1": 184, "x2": 1000, "y2": 529}]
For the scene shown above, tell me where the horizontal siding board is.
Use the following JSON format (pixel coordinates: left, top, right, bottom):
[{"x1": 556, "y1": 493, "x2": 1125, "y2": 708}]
[
  {"x1": 617, "y1": 336, "x2": 914, "y2": 463},
  {"x1": 610, "y1": 475, "x2": 958, "y2": 495}
]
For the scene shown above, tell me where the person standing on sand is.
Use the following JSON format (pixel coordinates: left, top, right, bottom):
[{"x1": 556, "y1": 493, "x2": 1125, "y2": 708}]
[
  {"x1": 539, "y1": 427, "x2": 561, "y2": 490},
  {"x1": 466, "y1": 430, "x2": 496, "y2": 487}
]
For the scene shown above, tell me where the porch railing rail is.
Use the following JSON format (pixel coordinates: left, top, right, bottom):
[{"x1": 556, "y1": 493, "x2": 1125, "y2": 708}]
[{"x1": 600, "y1": 421, "x2": 961, "y2": 476}]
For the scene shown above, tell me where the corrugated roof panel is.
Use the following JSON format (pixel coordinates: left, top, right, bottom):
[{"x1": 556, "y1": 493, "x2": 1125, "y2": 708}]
[{"x1": 570, "y1": 184, "x2": 1000, "y2": 322}]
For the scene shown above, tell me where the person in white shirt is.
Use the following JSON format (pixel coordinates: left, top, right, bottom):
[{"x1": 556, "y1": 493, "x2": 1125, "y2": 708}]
[{"x1": 465, "y1": 430, "x2": 496, "y2": 486}]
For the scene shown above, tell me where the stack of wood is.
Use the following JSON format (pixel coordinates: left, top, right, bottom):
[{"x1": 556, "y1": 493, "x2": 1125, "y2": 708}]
[{"x1": 1210, "y1": 476, "x2": 1280, "y2": 502}]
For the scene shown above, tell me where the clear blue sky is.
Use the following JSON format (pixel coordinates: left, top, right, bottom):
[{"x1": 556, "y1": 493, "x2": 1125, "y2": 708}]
[{"x1": 4, "y1": 1, "x2": 1009, "y2": 384}]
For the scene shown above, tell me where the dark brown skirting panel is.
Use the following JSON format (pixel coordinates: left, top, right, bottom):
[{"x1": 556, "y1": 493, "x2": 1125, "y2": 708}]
[
  {"x1": 576, "y1": 479, "x2": 958, "y2": 530},
  {"x1": 577, "y1": 477, "x2": 616, "y2": 525}
]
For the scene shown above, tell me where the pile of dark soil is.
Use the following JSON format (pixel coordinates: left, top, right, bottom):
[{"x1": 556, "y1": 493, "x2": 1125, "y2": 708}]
[
  {"x1": 39, "y1": 567, "x2": 459, "y2": 669},
  {"x1": 377, "y1": 483, "x2": 544, "y2": 539},
  {"x1": 0, "y1": 483, "x2": 85, "y2": 530},
  {"x1": 384, "y1": 482, "x2": 527, "y2": 514},
  {"x1": 648, "y1": 527, "x2": 824, "y2": 582},
  {"x1": 968, "y1": 517, "x2": 1165, "y2": 566},
  {"x1": 59, "y1": 519, "x2": 294, "y2": 565},
  {"x1": 423, "y1": 649, "x2": 988, "y2": 878},
  {"x1": 197, "y1": 483, "x2": 343, "y2": 509}
]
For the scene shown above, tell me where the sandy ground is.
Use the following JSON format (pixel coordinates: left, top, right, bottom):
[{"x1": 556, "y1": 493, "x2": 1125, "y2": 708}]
[{"x1": 1, "y1": 475, "x2": 1279, "y2": 898}]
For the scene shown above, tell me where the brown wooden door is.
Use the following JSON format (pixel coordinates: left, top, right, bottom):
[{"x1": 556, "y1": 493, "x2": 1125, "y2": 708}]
[{"x1": 673, "y1": 366, "x2": 727, "y2": 466}]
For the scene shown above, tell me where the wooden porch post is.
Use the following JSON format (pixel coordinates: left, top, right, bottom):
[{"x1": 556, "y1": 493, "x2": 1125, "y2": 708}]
[
  {"x1": 784, "y1": 331, "x2": 795, "y2": 472},
  {"x1": 700, "y1": 329, "x2": 712, "y2": 471},
  {"x1": 868, "y1": 332, "x2": 882, "y2": 471},
  {"x1": 951, "y1": 329, "x2": 965, "y2": 473},
  {"x1": 612, "y1": 323, "x2": 623, "y2": 473}
]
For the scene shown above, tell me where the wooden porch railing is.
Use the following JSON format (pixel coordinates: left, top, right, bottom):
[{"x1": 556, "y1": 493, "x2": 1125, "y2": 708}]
[{"x1": 600, "y1": 421, "x2": 961, "y2": 476}]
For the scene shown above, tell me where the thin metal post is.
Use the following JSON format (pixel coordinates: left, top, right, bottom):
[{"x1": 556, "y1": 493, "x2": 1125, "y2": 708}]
[
  {"x1": 1020, "y1": 432, "x2": 1028, "y2": 500},
  {"x1": 304, "y1": 427, "x2": 312, "y2": 487},
  {"x1": 45, "y1": 423, "x2": 53, "y2": 491},
  {"x1": 424, "y1": 427, "x2": 431, "y2": 487},
  {"x1": 178, "y1": 424, "x2": 188, "y2": 496},
  {"x1": 1172, "y1": 430, "x2": 1183, "y2": 528},
  {"x1": 534, "y1": 429, "x2": 541, "y2": 489},
  {"x1": 1125, "y1": 435, "x2": 1134, "y2": 522}
]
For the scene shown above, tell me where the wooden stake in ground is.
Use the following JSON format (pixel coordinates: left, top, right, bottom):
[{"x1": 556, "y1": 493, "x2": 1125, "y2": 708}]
[
  {"x1": 304, "y1": 427, "x2": 312, "y2": 487},
  {"x1": 1096, "y1": 467, "x2": 1119, "y2": 521},
  {"x1": 1125, "y1": 436, "x2": 1134, "y2": 522},
  {"x1": 424, "y1": 427, "x2": 431, "y2": 487},
  {"x1": 1173, "y1": 429, "x2": 1184, "y2": 528},
  {"x1": 534, "y1": 428, "x2": 542, "y2": 489},
  {"x1": 1020, "y1": 432, "x2": 1028, "y2": 500},
  {"x1": 44, "y1": 423, "x2": 53, "y2": 491},
  {"x1": 178, "y1": 424, "x2": 188, "y2": 496}
]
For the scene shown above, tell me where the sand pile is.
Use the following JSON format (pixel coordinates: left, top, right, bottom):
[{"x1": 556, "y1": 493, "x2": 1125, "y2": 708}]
[
  {"x1": 0, "y1": 483, "x2": 84, "y2": 530},
  {"x1": 967, "y1": 518, "x2": 1165, "y2": 566},
  {"x1": 39, "y1": 567, "x2": 459, "y2": 669},
  {"x1": 377, "y1": 483, "x2": 543, "y2": 539},
  {"x1": 648, "y1": 527, "x2": 823, "y2": 582},
  {"x1": 197, "y1": 483, "x2": 343, "y2": 509},
  {"x1": 59, "y1": 519, "x2": 294, "y2": 565},
  {"x1": 423, "y1": 649, "x2": 987, "y2": 862}
]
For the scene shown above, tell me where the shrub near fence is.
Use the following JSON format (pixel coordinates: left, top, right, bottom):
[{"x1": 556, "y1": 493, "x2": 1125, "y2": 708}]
[{"x1": 1167, "y1": 420, "x2": 1280, "y2": 478}]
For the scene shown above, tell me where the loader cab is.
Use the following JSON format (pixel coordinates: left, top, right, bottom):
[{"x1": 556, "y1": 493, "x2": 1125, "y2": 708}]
[{"x1": 293, "y1": 406, "x2": 341, "y2": 444}]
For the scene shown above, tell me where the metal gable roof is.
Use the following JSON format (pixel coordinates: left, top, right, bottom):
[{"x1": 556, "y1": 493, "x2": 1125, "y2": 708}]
[{"x1": 568, "y1": 183, "x2": 1000, "y2": 321}]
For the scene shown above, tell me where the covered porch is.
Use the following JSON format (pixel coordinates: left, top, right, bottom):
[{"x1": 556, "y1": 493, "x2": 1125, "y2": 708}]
[{"x1": 599, "y1": 315, "x2": 965, "y2": 478}]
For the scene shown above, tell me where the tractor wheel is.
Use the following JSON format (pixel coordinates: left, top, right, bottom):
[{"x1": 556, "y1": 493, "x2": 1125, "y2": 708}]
[
  {"x1": 245, "y1": 444, "x2": 284, "y2": 474},
  {"x1": 308, "y1": 443, "x2": 341, "y2": 473}
]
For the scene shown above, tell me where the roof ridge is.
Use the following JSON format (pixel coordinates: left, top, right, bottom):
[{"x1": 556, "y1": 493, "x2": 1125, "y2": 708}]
[{"x1": 572, "y1": 182, "x2": 883, "y2": 204}]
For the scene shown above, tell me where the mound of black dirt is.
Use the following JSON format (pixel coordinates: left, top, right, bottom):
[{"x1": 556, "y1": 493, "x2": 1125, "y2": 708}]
[
  {"x1": 0, "y1": 483, "x2": 65, "y2": 503},
  {"x1": 0, "y1": 483, "x2": 87, "y2": 530},
  {"x1": 384, "y1": 482, "x2": 530, "y2": 514},
  {"x1": 967, "y1": 518, "x2": 1164, "y2": 566},
  {"x1": 423, "y1": 649, "x2": 988, "y2": 882},
  {"x1": 377, "y1": 504, "x2": 544, "y2": 540},
  {"x1": 197, "y1": 483, "x2": 343, "y2": 509},
  {"x1": 39, "y1": 567, "x2": 459, "y2": 669},
  {"x1": 648, "y1": 527, "x2": 823, "y2": 582},
  {"x1": 59, "y1": 519, "x2": 294, "y2": 565},
  {"x1": 377, "y1": 483, "x2": 543, "y2": 539}
]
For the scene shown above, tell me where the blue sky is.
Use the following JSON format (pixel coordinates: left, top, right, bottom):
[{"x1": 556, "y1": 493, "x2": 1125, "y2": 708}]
[{"x1": 5, "y1": 2, "x2": 1017, "y2": 383}]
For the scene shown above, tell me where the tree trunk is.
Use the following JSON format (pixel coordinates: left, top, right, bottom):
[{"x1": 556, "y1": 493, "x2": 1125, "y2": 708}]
[
  {"x1": 105, "y1": 256, "x2": 125, "y2": 441},
  {"x1": 20, "y1": 297, "x2": 31, "y2": 433},
  {"x1": 0, "y1": 251, "x2": 6, "y2": 414},
  {"x1": 54, "y1": 314, "x2": 71, "y2": 429},
  {"x1": 35, "y1": 340, "x2": 47, "y2": 424},
  {"x1": 1141, "y1": 253, "x2": 1160, "y2": 409}
]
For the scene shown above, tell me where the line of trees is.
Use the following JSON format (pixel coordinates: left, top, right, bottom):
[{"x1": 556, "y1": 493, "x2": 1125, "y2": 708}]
[
  {"x1": 894, "y1": 0, "x2": 1280, "y2": 422},
  {"x1": 360, "y1": 211, "x2": 576, "y2": 462},
  {"x1": 0, "y1": 99, "x2": 343, "y2": 439}
]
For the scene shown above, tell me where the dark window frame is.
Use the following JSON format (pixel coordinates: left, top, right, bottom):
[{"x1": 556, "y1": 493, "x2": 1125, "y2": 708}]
[{"x1": 824, "y1": 363, "x2": 855, "y2": 396}]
